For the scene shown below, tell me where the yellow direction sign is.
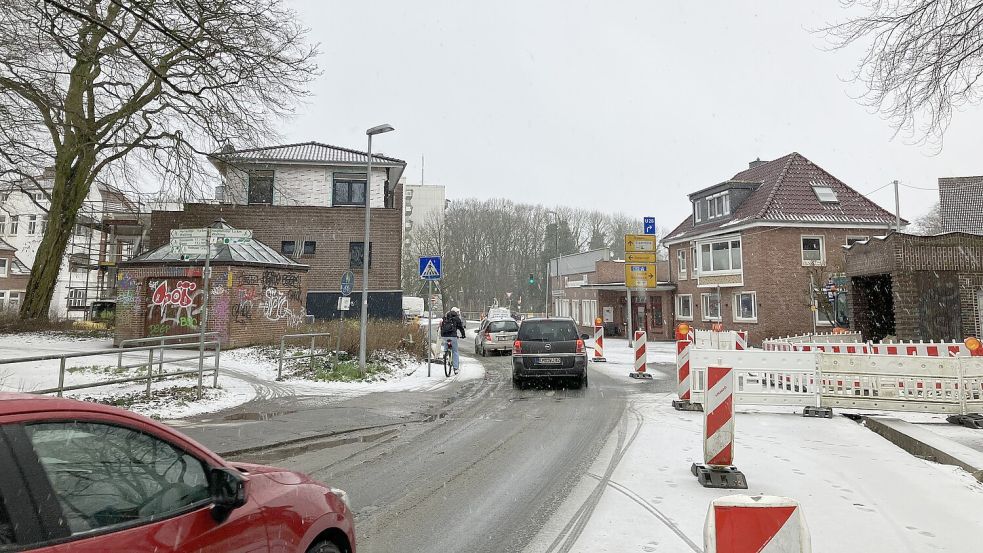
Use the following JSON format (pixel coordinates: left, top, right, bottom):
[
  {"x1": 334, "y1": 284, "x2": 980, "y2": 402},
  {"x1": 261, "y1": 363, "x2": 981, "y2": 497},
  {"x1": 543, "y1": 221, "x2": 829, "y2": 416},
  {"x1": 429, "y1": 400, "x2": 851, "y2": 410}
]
[
  {"x1": 625, "y1": 252, "x2": 656, "y2": 264},
  {"x1": 625, "y1": 234, "x2": 657, "y2": 253},
  {"x1": 625, "y1": 263, "x2": 657, "y2": 289}
]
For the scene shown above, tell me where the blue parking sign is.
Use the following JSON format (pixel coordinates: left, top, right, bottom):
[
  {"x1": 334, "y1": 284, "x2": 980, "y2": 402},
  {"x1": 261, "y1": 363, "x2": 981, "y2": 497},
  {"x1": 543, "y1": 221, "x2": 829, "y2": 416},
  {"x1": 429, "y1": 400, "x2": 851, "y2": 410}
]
[
  {"x1": 419, "y1": 256, "x2": 442, "y2": 280},
  {"x1": 643, "y1": 217, "x2": 656, "y2": 235}
]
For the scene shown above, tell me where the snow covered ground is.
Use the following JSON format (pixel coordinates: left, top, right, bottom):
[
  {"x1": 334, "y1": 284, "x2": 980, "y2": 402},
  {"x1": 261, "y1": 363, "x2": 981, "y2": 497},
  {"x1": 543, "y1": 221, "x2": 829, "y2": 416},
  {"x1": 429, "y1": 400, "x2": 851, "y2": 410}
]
[
  {"x1": 525, "y1": 392, "x2": 983, "y2": 553},
  {"x1": 585, "y1": 337, "x2": 675, "y2": 381},
  {"x1": 0, "y1": 332, "x2": 484, "y2": 420}
]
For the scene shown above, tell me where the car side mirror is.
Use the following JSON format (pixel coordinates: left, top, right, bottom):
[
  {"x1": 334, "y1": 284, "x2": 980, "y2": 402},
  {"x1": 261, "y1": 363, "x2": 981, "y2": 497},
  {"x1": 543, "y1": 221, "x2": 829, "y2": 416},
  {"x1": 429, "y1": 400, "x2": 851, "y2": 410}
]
[
  {"x1": 580, "y1": 334, "x2": 590, "y2": 340},
  {"x1": 209, "y1": 467, "x2": 247, "y2": 522}
]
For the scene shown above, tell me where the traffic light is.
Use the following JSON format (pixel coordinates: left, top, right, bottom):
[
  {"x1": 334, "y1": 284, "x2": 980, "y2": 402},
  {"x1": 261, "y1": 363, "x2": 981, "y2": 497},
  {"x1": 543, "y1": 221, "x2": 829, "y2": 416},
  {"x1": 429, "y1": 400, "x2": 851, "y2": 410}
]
[{"x1": 528, "y1": 273, "x2": 535, "y2": 285}]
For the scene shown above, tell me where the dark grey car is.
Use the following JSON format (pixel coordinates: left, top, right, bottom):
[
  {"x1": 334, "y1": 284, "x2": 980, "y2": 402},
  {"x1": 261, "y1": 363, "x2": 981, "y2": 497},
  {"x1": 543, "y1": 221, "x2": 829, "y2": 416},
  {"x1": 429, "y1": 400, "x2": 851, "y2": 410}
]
[{"x1": 511, "y1": 317, "x2": 588, "y2": 389}]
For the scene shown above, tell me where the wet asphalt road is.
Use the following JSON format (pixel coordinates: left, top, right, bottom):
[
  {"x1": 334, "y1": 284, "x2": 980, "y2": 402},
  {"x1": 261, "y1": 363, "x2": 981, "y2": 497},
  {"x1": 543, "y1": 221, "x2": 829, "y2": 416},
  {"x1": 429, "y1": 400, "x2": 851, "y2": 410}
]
[{"x1": 221, "y1": 337, "x2": 673, "y2": 553}]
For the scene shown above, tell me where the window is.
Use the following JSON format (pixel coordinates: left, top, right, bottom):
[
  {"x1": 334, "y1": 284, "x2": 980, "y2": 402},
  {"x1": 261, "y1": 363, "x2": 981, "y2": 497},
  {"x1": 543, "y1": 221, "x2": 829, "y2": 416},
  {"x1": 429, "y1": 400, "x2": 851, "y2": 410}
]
[
  {"x1": 0, "y1": 292, "x2": 7, "y2": 311},
  {"x1": 8, "y1": 216, "x2": 17, "y2": 235},
  {"x1": 74, "y1": 223, "x2": 93, "y2": 238},
  {"x1": 516, "y1": 320, "x2": 579, "y2": 341},
  {"x1": 280, "y1": 240, "x2": 296, "y2": 256},
  {"x1": 333, "y1": 173, "x2": 367, "y2": 206},
  {"x1": 0, "y1": 215, "x2": 5, "y2": 235},
  {"x1": 705, "y1": 192, "x2": 730, "y2": 220},
  {"x1": 691, "y1": 245, "x2": 698, "y2": 275},
  {"x1": 40, "y1": 215, "x2": 47, "y2": 234},
  {"x1": 812, "y1": 186, "x2": 838, "y2": 203},
  {"x1": 676, "y1": 294, "x2": 693, "y2": 320},
  {"x1": 7, "y1": 293, "x2": 19, "y2": 310},
  {"x1": 677, "y1": 249, "x2": 687, "y2": 280},
  {"x1": 0, "y1": 259, "x2": 7, "y2": 277},
  {"x1": 68, "y1": 288, "x2": 86, "y2": 308},
  {"x1": 31, "y1": 191, "x2": 45, "y2": 202},
  {"x1": 24, "y1": 422, "x2": 210, "y2": 534},
  {"x1": 846, "y1": 235, "x2": 868, "y2": 246},
  {"x1": 698, "y1": 238, "x2": 742, "y2": 273},
  {"x1": 801, "y1": 236, "x2": 825, "y2": 265},
  {"x1": 489, "y1": 320, "x2": 519, "y2": 332},
  {"x1": 0, "y1": 492, "x2": 14, "y2": 546},
  {"x1": 26, "y1": 215, "x2": 37, "y2": 235},
  {"x1": 694, "y1": 201, "x2": 702, "y2": 222},
  {"x1": 247, "y1": 170, "x2": 274, "y2": 204},
  {"x1": 349, "y1": 241, "x2": 372, "y2": 269},
  {"x1": 734, "y1": 291, "x2": 757, "y2": 321},
  {"x1": 302, "y1": 240, "x2": 316, "y2": 255},
  {"x1": 701, "y1": 292, "x2": 721, "y2": 320}
]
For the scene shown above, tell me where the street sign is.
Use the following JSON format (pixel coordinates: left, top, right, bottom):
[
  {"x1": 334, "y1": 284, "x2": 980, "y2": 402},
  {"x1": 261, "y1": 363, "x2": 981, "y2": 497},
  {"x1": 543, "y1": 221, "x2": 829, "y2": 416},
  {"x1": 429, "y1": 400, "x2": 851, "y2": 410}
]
[
  {"x1": 337, "y1": 297, "x2": 351, "y2": 311},
  {"x1": 340, "y1": 270, "x2": 355, "y2": 297},
  {"x1": 643, "y1": 217, "x2": 656, "y2": 235},
  {"x1": 171, "y1": 228, "x2": 251, "y2": 240},
  {"x1": 419, "y1": 256, "x2": 442, "y2": 281},
  {"x1": 169, "y1": 245, "x2": 209, "y2": 256},
  {"x1": 625, "y1": 252, "x2": 656, "y2": 264},
  {"x1": 625, "y1": 234, "x2": 657, "y2": 252},
  {"x1": 624, "y1": 263, "x2": 657, "y2": 289}
]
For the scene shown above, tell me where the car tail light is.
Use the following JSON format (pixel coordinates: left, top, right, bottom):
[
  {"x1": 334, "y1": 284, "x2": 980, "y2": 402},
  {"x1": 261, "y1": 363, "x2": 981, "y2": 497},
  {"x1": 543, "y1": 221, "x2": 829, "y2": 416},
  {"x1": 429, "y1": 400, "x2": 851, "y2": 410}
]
[
  {"x1": 576, "y1": 339, "x2": 585, "y2": 354},
  {"x1": 513, "y1": 340, "x2": 522, "y2": 354}
]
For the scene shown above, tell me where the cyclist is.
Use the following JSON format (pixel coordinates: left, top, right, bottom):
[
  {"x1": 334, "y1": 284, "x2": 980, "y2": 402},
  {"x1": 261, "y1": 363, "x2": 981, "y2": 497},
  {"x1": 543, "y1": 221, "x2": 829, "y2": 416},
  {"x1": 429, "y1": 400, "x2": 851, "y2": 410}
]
[{"x1": 439, "y1": 307, "x2": 467, "y2": 374}]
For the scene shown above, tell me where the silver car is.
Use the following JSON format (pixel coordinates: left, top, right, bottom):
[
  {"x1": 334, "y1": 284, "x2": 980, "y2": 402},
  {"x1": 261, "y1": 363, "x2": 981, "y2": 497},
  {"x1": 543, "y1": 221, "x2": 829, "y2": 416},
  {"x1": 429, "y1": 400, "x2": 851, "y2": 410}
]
[{"x1": 475, "y1": 317, "x2": 519, "y2": 356}]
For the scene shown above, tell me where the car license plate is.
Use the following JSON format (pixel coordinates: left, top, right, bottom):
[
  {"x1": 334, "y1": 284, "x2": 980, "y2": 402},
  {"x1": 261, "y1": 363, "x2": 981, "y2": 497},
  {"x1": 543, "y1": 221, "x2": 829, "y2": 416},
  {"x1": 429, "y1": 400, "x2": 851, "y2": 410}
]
[
  {"x1": 498, "y1": 335, "x2": 509, "y2": 341},
  {"x1": 538, "y1": 357, "x2": 561, "y2": 365}
]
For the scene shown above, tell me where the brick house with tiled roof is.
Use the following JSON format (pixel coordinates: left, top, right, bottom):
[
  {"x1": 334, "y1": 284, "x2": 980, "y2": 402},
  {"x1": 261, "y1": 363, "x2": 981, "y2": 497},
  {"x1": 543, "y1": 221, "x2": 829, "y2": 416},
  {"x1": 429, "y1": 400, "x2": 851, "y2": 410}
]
[{"x1": 663, "y1": 153, "x2": 902, "y2": 343}]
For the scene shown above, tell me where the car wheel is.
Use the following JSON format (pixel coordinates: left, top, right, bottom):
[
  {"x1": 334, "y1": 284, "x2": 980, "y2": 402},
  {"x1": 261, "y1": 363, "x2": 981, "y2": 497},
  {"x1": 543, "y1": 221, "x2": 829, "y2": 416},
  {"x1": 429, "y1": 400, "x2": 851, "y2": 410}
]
[
  {"x1": 307, "y1": 540, "x2": 343, "y2": 553},
  {"x1": 572, "y1": 375, "x2": 585, "y2": 389}
]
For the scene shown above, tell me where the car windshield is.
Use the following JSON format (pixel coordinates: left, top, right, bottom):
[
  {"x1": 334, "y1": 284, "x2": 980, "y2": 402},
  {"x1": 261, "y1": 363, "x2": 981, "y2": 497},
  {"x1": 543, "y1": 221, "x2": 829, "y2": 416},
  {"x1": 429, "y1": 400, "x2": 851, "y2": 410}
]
[
  {"x1": 488, "y1": 320, "x2": 518, "y2": 332},
  {"x1": 517, "y1": 321, "x2": 579, "y2": 342}
]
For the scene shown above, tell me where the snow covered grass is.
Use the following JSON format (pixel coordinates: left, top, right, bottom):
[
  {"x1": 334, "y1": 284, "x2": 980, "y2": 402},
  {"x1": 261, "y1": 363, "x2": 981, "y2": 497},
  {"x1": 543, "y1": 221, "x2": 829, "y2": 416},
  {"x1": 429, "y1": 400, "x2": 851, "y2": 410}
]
[{"x1": 526, "y1": 393, "x2": 983, "y2": 553}]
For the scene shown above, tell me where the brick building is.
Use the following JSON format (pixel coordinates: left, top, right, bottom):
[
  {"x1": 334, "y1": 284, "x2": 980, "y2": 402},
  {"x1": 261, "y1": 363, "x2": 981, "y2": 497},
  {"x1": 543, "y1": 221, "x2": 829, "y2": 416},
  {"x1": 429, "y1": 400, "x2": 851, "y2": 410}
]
[
  {"x1": 845, "y1": 232, "x2": 983, "y2": 342},
  {"x1": 117, "y1": 222, "x2": 310, "y2": 347},
  {"x1": 149, "y1": 141, "x2": 407, "y2": 320},
  {"x1": 939, "y1": 175, "x2": 983, "y2": 235},
  {"x1": 0, "y1": 239, "x2": 31, "y2": 312},
  {"x1": 664, "y1": 153, "x2": 901, "y2": 344},
  {"x1": 550, "y1": 249, "x2": 674, "y2": 340}
]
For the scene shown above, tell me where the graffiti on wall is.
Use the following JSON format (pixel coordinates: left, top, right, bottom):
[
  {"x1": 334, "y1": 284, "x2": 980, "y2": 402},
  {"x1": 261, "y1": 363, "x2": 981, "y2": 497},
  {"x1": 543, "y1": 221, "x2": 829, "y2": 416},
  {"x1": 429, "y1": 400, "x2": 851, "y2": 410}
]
[
  {"x1": 145, "y1": 278, "x2": 203, "y2": 336},
  {"x1": 116, "y1": 272, "x2": 138, "y2": 307}
]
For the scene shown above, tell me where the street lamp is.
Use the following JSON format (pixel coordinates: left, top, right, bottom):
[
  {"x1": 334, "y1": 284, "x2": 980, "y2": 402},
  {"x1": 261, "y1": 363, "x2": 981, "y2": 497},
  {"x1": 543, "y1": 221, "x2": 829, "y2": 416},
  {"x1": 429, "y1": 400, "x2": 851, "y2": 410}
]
[
  {"x1": 545, "y1": 210, "x2": 558, "y2": 317},
  {"x1": 359, "y1": 123, "x2": 395, "y2": 374}
]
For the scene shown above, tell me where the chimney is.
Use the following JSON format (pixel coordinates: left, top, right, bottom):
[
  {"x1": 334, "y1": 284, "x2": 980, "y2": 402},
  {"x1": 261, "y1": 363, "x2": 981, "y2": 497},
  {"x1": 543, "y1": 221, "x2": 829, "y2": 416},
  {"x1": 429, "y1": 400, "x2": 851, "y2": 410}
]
[{"x1": 748, "y1": 157, "x2": 767, "y2": 169}]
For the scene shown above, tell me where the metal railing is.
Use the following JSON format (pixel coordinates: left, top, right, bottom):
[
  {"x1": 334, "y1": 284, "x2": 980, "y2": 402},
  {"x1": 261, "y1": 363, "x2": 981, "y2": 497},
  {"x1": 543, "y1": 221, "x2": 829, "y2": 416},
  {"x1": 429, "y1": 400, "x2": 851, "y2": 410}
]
[
  {"x1": 277, "y1": 332, "x2": 331, "y2": 379},
  {"x1": 0, "y1": 337, "x2": 221, "y2": 400}
]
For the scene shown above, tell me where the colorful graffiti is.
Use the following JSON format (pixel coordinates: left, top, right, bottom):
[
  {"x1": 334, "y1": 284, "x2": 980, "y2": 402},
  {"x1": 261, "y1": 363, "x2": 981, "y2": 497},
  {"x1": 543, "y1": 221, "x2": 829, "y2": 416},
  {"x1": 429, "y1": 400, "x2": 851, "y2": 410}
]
[
  {"x1": 116, "y1": 273, "x2": 138, "y2": 307},
  {"x1": 145, "y1": 278, "x2": 203, "y2": 336}
]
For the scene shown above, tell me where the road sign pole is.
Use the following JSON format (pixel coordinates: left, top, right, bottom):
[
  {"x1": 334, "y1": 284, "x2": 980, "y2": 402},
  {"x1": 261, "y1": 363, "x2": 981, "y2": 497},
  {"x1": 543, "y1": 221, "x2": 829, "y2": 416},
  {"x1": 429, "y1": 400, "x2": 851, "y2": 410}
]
[
  {"x1": 197, "y1": 226, "x2": 211, "y2": 400},
  {"x1": 427, "y1": 279, "x2": 433, "y2": 377},
  {"x1": 626, "y1": 287, "x2": 633, "y2": 346}
]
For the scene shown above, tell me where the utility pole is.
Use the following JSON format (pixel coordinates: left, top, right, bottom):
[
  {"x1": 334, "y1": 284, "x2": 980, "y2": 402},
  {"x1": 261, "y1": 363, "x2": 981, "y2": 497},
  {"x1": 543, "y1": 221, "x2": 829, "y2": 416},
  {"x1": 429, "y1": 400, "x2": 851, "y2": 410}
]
[{"x1": 893, "y1": 179, "x2": 901, "y2": 232}]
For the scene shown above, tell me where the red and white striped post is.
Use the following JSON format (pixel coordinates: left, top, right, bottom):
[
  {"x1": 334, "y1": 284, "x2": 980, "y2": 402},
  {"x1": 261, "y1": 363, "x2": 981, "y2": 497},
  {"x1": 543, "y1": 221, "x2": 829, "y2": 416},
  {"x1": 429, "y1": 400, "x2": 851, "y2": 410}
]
[
  {"x1": 705, "y1": 495, "x2": 811, "y2": 553},
  {"x1": 691, "y1": 364, "x2": 747, "y2": 488},
  {"x1": 672, "y1": 323, "x2": 700, "y2": 410},
  {"x1": 592, "y1": 317, "x2": 606, "y2": 362},
  {"x1": 735, "y1": 330, "x2": 748, "y2": 351},
  {"x1": 628, "y1": 330, "x2": 653, "y2": 379}
]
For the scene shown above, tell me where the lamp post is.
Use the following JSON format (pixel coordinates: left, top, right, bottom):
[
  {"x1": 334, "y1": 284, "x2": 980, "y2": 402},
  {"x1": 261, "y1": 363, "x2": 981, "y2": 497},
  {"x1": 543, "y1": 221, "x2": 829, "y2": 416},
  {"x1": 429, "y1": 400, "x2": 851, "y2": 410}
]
[
  {"x1": 545, "y1": 210, "x2": 558, "y2": 317},
  {"x1": 359, "y1": 123, "x2": 395, "y2": 374}
]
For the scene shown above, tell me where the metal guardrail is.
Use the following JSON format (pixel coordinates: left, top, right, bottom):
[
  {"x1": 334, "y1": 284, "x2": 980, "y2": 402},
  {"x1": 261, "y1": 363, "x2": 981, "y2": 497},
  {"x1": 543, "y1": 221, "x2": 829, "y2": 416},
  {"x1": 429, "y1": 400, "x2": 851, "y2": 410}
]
[
  {"x1": 0, "y1": 337, "x2": 221, "y2": 400},
  {"x1": 277, "y1": 332, "x2": 331, "y2": 380}
]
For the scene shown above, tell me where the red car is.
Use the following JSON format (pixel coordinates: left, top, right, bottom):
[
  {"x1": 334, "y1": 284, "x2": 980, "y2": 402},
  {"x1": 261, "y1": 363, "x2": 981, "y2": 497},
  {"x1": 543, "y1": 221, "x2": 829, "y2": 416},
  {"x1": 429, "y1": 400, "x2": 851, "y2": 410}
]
[{"x1": 0, "y1": 392, "x2": 354, "y2": 552}]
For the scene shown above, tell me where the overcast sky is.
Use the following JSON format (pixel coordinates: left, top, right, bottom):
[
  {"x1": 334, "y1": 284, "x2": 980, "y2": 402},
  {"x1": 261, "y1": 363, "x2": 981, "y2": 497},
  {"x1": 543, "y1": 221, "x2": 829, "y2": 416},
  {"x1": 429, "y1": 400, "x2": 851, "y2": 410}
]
[{"x1": 281, "y1": 0, "x2": 983, "y2": 229}]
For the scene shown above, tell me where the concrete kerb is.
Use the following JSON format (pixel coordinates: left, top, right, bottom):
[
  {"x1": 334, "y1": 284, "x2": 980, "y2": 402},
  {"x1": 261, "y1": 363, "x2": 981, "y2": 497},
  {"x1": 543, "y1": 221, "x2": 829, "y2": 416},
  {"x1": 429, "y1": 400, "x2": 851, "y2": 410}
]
[{"x1": 862, "y1": 416, "x2": 983, "y2": 482}]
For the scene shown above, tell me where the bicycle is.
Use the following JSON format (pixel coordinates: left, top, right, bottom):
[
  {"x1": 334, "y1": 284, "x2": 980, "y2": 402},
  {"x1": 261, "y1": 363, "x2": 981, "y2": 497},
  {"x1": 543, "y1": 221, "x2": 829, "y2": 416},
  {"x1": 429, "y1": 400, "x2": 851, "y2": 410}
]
[{"x1": 442, "y1": 338, "x2": 454, "y2": 377}]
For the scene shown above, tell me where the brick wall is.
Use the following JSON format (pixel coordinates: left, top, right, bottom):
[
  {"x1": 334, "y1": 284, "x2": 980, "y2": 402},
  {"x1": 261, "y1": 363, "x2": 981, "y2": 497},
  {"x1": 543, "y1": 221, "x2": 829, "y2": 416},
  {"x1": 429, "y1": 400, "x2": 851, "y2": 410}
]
[
  {"x1": 669, "y1": 226, "x2": 882, "y2": 343},
  {"x1": 148, "y1": 194, "x2": 403, "y2": 295},
  {"x1": 115, "y1": 263, "x2": 309, "y2": 348}
]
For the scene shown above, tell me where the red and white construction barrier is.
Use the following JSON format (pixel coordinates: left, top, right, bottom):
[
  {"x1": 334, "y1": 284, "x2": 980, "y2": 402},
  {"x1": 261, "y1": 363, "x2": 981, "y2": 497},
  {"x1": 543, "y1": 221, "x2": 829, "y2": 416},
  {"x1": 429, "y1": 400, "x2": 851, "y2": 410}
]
[
  {"x1": 592, "y1": 323, "x2": 606, "y2": 362},
  {"x1": 691, "y1": 365, "x2": 747, "y2": 488},
  {"x1": 676, "y1": 339, "x2": 691, "y2": 401},
  {"x1": 736, "y1": 331, "x2": 748, "y2": 351},
  {"x1": 705, "y1": 495, "x2": 811, "y2": 553},
  {"x1": 629, "y1": 330, "x2": 653, "y2": 379}
]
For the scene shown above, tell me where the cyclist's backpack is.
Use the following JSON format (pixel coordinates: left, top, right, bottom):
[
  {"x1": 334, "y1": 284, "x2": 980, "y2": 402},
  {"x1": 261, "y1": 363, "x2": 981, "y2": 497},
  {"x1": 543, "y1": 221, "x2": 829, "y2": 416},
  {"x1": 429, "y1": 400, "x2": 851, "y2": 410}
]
[{"x1": 439, "y1": 317, "x2": 456, "y2": 335}]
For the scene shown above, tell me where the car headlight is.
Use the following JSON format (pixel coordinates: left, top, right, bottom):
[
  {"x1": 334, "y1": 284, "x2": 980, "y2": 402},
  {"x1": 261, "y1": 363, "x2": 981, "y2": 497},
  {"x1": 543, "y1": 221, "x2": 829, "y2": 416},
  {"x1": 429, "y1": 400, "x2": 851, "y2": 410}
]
[{"x1": 330, "y1": 488, "x2": 351, "y2": 510}]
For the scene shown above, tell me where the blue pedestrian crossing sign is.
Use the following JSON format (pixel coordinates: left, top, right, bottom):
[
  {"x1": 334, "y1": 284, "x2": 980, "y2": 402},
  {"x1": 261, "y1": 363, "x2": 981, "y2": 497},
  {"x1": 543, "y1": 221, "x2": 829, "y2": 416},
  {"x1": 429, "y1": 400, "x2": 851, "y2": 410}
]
[
  {"x1": 419, "y1": 256, "x2": 442, "y2": 281},
  {"x1": 643, "y1": 217, "x2": 656, "y2": 235}
]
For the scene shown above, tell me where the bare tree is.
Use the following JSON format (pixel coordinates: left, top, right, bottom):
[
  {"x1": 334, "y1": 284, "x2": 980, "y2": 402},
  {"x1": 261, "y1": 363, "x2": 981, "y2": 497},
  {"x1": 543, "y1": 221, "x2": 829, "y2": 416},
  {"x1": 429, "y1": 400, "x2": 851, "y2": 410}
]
[
  {"x1": 823, "y1": 1, "x2": 983, "y2": 143},
  {"x1": 911, "y1": 201, "x2": 944, "y2": 235},
  {"x1": 0, "y1": 0, "x2": 318, "y2": 319}
]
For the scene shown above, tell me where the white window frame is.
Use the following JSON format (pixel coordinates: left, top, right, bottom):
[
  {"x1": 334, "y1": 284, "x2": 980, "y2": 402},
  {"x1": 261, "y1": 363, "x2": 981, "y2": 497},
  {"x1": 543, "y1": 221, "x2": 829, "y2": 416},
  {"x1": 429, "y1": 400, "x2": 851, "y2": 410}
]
[
  {"x1": 0, "y1": 258, "x2": 7, "y2": 278},
  {"x1": 801, "y1": 235, "x2": 826, "y2": 266},
  {"x1": 694, "y1": 202, "x2": 702, "y2": 222},
  {"x1": 7, "y1": 292, "x2": 21, "y2": 310},
  {"x1": 8, "y1": 215, "x2": 17, "y2": 236},
  {"x1": 701, "y1": 292, "x2": 721, "y2": 321},
  {"x1": 705, "y1": 192, "x2": 731, "y2": 220},
  {"x1": 67, "y1": 288, "x2": 86, "y2": 308},
  {"x1": 845, "y1": 235, "x2": 869, "y2": 246},
  {"x1": 697, "y1": 236, "x2": 743, "y2": 275},
  {"x1": 691, "y1": 245, "x2": 698, "y2": 276},
  {"x1": 815, "y1": 304, "x2": 834, "y2": 326},
  {"x1": 676, "y1": 294, "x2": 693, "y2": 321},
  {"x1": 0, "y1": 291, "x2": 7, "y2": 310},
  {"x1": 677, "y1": 249, "x2": 687, "y2": 280},
  {"x1": 812, "y1": 185, "x2": 838, "y2": 203},
  {"x1": 733, "y1": 291, "x2": 757, "y2": 322},
  {"x1": 26, "y1": 215, "x2": 37, "y2": 235}
]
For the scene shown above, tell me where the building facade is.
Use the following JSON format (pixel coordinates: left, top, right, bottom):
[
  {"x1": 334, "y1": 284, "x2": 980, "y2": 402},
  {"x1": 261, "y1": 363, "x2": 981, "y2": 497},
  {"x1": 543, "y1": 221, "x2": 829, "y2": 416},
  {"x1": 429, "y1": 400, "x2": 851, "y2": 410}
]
[
  {"x1": 939, "y1": 176, "x2": 983, "y2": 235},
  {"x1": 149, "y1": 142, "x2": 408, "y2": 320},
  {"x1": 664, "y1": 153, "x2": 901, "y2": 344},
  {"x1": 403, "y1": 183, "x2": 447, "y2": 246},
  {"x1": 0, "y1": 170, "x2": 143, "y2": 319}
]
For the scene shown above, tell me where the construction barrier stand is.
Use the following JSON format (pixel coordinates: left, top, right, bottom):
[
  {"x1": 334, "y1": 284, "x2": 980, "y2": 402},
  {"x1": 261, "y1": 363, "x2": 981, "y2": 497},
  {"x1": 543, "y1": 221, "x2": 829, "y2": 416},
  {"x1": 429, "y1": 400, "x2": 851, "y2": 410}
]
[
  {"x1": 692, "y1": 365, "x2": 747, "y2": 489},
  {"x1": 704, "y1": 495, "x2": 811, "y2": 553},
  {"x1": 592, "y1": 324, "x2": 606, "y2": 362},
  {"x1": 629, "y1": 330, "x2": 653, "y2": 379}
]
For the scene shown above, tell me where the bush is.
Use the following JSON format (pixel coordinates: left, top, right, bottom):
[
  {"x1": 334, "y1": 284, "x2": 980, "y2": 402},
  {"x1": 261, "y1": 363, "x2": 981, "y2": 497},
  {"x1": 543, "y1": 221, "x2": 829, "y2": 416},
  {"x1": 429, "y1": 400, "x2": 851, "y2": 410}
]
[{"x1": 293, "y1": 319, "x2": 427, "y2": 360}]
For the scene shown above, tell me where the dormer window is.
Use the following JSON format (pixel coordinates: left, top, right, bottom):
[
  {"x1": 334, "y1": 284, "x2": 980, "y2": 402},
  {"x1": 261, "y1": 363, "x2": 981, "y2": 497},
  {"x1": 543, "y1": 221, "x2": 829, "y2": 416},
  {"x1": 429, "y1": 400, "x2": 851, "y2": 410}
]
[
  {"x1": 706, "y1": 192, "x2": 730, "y2": 220},
  {"x1": 813, "y1": 185, "x2": 838, "y2": 203}
]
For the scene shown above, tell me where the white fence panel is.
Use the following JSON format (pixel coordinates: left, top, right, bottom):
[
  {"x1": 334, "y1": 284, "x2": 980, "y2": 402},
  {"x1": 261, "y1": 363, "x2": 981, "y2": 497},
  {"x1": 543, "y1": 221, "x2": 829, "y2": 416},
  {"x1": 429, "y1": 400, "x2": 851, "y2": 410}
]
[
  {"x1": 690, "y1": 350, "x2": 818, "y2": 408},
  {"x1": 694, "y1": 330, "x2": 738, "y2": 350},
  {"x1": 817, "y1": 354, "x2": 970, "y2": 414},
  {"x1": 783, "y1": 332, "x2": 863, "y2": 344}
]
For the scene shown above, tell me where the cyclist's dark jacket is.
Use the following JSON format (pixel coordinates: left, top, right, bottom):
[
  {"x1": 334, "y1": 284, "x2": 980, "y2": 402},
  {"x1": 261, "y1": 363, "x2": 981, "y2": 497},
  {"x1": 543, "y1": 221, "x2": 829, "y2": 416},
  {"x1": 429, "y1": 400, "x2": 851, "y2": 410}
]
[{"x1": 440, "y1": 312, "x2": 466, "y2": 338}]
